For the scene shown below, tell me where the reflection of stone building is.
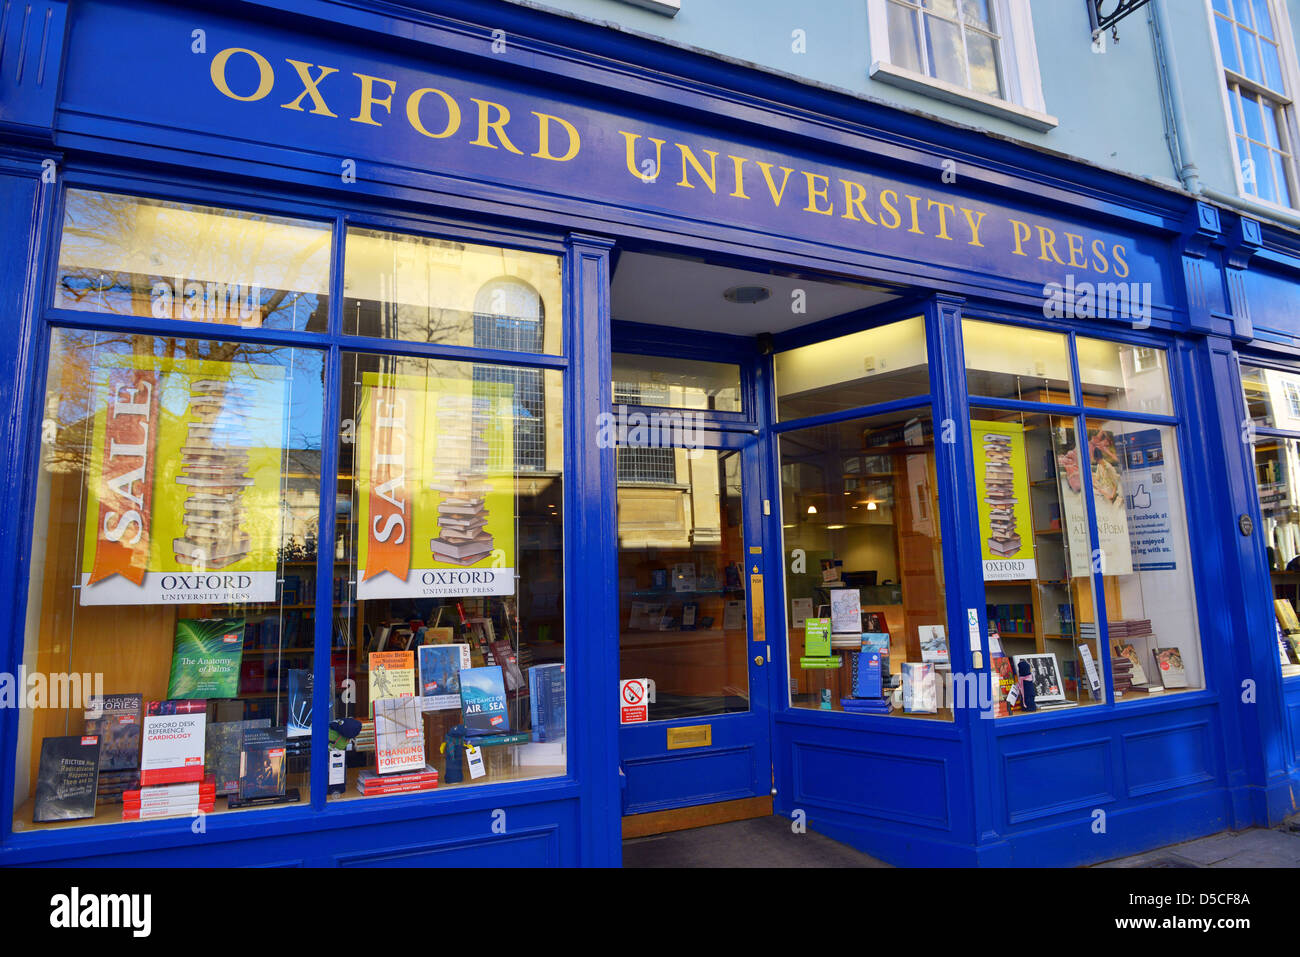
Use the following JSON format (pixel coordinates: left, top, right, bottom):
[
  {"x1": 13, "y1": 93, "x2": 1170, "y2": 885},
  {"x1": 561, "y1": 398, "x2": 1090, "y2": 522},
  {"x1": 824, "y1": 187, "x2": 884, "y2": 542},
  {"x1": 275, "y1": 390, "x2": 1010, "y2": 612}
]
[{"x1": 616, "y1": 448, "x2": 726, "y2": 550}]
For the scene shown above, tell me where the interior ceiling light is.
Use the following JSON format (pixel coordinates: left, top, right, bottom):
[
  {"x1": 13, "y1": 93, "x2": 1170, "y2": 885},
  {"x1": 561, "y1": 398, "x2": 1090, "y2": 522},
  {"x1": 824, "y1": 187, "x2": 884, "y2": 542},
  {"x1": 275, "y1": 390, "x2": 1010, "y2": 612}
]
[
  {"x1": 806, "y1": 505, "x2": 817, "y2": 515},
  {"x1": 866, "y1": 501, "x2": 878, "y2": 511},
  {"x1": 723, "y1": 285, "x2": 771, "y2": 304}
]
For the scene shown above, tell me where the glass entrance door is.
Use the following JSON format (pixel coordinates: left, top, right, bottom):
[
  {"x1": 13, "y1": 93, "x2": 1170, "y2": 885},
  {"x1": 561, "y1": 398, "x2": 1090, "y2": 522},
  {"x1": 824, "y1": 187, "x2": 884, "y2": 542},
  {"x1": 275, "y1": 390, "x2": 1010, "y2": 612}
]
[{"x1": 617, "y1": 430, "x2": 773, "y2": 815}]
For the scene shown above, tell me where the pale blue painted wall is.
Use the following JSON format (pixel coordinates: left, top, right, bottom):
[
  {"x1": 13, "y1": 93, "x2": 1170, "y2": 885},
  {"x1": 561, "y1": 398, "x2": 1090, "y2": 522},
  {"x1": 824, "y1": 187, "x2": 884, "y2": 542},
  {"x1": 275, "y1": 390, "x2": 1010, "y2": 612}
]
[{"x1": 506, "y1": 0, "x2": 1300, "y2": 213}]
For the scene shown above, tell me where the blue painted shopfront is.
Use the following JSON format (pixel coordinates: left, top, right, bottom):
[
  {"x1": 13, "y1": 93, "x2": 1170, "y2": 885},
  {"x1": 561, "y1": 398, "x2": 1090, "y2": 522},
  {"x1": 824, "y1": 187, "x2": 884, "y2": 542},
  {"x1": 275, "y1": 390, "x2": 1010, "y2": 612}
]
[{"x1": 0, "y1": 0, "x2": 1298, "y2": 867}]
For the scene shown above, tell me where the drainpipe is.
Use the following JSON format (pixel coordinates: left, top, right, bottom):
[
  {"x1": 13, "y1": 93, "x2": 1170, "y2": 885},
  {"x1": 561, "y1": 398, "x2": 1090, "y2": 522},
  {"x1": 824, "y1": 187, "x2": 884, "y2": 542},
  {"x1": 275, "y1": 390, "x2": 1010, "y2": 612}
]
[{"x1": 1149, "y1": 0, "x2": 1300, "y2": 230}]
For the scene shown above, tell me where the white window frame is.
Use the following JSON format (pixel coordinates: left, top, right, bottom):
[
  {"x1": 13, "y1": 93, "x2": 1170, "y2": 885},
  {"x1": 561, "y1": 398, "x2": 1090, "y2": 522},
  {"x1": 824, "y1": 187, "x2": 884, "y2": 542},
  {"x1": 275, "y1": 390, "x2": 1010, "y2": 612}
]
[
  {"x1": 867, "y1": 0, "x2": 1056, "y2": 131},
  {"x1": 1206, "y1": 0, "x2": 1300, "y2": 210}
]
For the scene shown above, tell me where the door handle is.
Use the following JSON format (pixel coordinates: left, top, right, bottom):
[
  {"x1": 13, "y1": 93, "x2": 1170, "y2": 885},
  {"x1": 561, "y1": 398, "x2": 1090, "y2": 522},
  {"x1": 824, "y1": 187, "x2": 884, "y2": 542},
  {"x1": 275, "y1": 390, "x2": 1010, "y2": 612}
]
[{"x1": 754, "y1": 655, "x2": 765, "y2": 667}]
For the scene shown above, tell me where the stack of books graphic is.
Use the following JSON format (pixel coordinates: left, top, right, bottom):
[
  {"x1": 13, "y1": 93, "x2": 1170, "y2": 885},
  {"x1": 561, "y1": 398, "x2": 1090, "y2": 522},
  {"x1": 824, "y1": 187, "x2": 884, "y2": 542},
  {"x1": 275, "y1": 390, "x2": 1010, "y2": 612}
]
[
  {"x1": 174, "y1": 379, "x2": 253, "y2": 570},
  {"x1": 429, "y1": 392, "x2": 494, "y2": 566},
  {"x1": 982, "y1": 433, "x2": 1020, "y2": 558}
]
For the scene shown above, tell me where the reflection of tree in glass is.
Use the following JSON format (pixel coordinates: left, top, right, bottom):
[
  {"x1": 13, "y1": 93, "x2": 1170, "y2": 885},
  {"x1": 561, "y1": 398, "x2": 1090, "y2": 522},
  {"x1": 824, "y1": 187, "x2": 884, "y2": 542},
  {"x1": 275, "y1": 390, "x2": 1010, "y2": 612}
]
[{"x1": 55, "y1": 191, "x2": 329, "y2": 331}]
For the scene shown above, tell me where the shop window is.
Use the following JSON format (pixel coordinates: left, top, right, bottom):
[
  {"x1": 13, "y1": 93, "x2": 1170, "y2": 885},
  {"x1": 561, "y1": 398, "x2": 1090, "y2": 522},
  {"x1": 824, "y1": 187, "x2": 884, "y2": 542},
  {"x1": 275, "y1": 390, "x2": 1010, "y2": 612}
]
[
  {"x1": 53, "y1": 189, "x2": 331, "y2": 331},
  {"x1": 1241, "y1": 362, "x2": 1300, "y2": 676},
  {"x1": 963, "y1": 319, "x2": 1073, "y2": 404},
  {"x1": 778, "y1": 408, "x2": 952, "y2": 720},
  {"x1": 1084, "y1": 419, "x2": 1205, "y2": 697},
  {"x1": 342, "y1": 228, "x2": 561, "y2": 353},
  {"x1": 1075, "y1": 337, "x2": 1174, "y2": 416},
  {"x1": 1212, "y1": 0, "x2": 1299, "y2": 207},
  {"x1": 15, "y1": 330, "x2": 323, "y2": 830},
  {"x1": 970, "y1": 408, "x2": 1103, "y2": 715},
  {"x1": 611, "y1": 353, "x2": 742, "y2": 412},
  {"x1": 773, "y1": 316, "x2": 929, "y2": 421},
  {"x1": 966, "y1": 324, "x2": 1206, "y2": 708},
  {"x1": 336, "y1": 352, "x2": 566, "y2": 797},
  {"x1": 1241, "y1": 362, "x2": 1300, "y2": 430}
]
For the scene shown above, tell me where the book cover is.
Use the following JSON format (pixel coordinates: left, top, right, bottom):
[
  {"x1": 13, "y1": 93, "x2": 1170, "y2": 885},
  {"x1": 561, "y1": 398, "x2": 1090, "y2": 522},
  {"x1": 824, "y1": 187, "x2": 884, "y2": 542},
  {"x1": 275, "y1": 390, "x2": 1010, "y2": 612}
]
[
  {"x1": 418, "y1": 643, "x2": 470, "y2": 710},
  {"x1": 205, "y1": 718, "x2": 270, "y2": 795},
  {"x1": 853, "y1": 651, "x2": 883, "y2": 698},
  {"x1": 238, "y1": 727, "x2": 287, "y2": 799},
  {"x1": 528, "y1": 663, "x2": 566, "y2": 742},
  {"x1": 829, "y1": 588, "x2": 862, "y2": 633},
  {"x1": 804, "y1": 618, "x2": 832, "y2": 657},
  {"x1": 1152, "y1": 647, "x2": 1189, "y2": 689},
  {"x1": 373, "y1": 697, "x2": 427, "y2": 774},
  {"x1": 918, "y1": 625, "x2": 949, "y2": 664},
  {"x1": 33, "y1": 735, "x2": 101, "y2": 823},
  {"x1": 368, "y1": 650, "x2": 416, "y2": 716},
  {"x1": 82, "y1": 693, "x2": 143, "y2": 771},
  {"x1": 901, "y1": 662, "x2": 937, "y2": 713},
  {"x1": 166, "y1": 618, "x2": 245, "y2": 699},
  {"x1": 460, "y1": 665, "x2": 509, "y2": 733},
  {"x1": 790, "y1": 597, "x2": 813, "y2": 628},
  {"x1": 1113, "y1": 642, "x2": 1150, "y2": 686},
  {"x1": 489, "y1": 639, "x2": 526, "y2": 692},
  {"x1": 139, "y1": 708, "x2": 206, "y2": 785}
]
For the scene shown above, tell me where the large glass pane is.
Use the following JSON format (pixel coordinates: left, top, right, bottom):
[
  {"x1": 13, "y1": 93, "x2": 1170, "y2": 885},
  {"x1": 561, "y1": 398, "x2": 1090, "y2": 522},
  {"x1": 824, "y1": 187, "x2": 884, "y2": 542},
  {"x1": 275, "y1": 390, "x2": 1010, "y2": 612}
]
[
  {"x1": 1254, "y1": 437, "x2": 1300, "y2": 676},
  {"x1": 1076, "y1": 338, "x2": 1173, "y2": 416},
  {"x1": 612, "y1": 353, "x2": 742, "y2": 412},
  {"x1": 15, "y1": 330, "x2": 323, "y2": 831},
  {"x1": 54, "y1": 189, "x2": 331, "y2": 331},
  {"x1": 335, "y1": 353, "x2": 566, "y2": 797},
  {"x1": 965, "y1": 31, "x2": 1003, "y2": 98},
  {"x1": 972, "y1": 409, "x2": 1102, "y2": 715},
  {"x1": 774, "y1": 316, "x2": 928, "y2": 421},
  {"x1": 778, "y1": 409, "x2": 951, "y2": 720},
  {"x1": 1216, "y1": 14, "x2": 1241, "y2": 74},
  {"x1": 1087, "y1": 420, "x2": 1206, "y2": 698},
  {"x1": 1241, "y1": 362, "x2": 1300, "y2": 431},
  {"x1": 963, "y1": 319, "x2": 1073, "y2": 404},
  {"x1": 924, "y1": 14, "x2": 966, "y2": 86},
  {"x1": 343, "y1": 228, "x2": 562, "y2": 353},
  {"x1": 617, "y1": 447, "x2": 749, "y2": 719},
  {"x1": 887, "y1": 0, "x2": 923, "y2": 74}
]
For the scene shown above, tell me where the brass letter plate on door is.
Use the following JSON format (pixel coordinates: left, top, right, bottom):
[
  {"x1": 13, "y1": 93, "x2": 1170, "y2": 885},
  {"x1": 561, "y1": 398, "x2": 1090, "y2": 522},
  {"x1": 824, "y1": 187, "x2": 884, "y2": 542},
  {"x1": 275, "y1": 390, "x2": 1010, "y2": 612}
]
[
  {"x1": 749, "y1": 573, "x2": 765, "y2": 639},
  {"x1": 667, "y1": 725, "x2": 712, "y2": 750}
]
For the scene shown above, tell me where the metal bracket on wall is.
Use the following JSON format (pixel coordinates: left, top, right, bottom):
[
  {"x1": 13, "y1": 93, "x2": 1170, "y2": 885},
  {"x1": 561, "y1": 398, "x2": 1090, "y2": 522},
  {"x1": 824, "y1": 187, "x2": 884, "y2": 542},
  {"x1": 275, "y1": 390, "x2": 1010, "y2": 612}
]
[{"x1": 1087, "y1": 0, "x2": 1153, "y2": 42}]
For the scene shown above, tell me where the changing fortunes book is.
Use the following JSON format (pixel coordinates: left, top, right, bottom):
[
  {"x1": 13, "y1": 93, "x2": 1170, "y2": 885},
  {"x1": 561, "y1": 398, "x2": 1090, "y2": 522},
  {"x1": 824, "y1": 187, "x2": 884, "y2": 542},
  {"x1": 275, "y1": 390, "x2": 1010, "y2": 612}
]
[
  {"x1": 373, "y1": 697, "x2": 427, "y2": 774},
  {"x1": 166, "y1": 618, "x2": 245, "y2": 699}
]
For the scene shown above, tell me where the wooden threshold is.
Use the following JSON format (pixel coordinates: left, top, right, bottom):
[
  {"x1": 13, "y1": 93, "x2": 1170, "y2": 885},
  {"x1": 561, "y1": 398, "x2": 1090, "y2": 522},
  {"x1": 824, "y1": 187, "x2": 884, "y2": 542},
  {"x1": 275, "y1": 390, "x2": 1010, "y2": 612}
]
[{"x1": 621, "y1": 795, "x2": 774, "y2": 840}]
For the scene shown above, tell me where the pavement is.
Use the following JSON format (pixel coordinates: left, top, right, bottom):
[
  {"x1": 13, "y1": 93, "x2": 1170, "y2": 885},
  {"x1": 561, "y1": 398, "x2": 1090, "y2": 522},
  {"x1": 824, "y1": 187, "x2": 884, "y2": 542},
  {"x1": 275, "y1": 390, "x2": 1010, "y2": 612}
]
[
  {"x1": 1096, "y1": 819, "x2": 1300, "y2": 868},
  {"x1": 622, "y1": 814, "x2": 1300, "y2": 867},
  {"x1": 622, "y1": 814, "x2": 889, "y2": 868}
]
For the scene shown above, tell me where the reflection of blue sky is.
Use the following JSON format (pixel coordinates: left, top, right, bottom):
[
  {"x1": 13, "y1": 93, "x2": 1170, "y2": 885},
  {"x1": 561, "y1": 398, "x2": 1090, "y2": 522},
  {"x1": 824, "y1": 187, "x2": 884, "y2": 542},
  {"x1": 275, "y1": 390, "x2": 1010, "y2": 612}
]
[{"x1": 81, "y1": 334, "x2": 324, "y2": 452}]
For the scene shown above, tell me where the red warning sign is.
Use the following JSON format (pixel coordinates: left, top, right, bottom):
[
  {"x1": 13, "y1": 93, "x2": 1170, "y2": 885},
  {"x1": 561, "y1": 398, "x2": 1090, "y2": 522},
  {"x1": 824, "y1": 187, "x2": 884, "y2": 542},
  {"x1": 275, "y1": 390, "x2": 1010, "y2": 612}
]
[{"x1": 620, "y1": 678, "x2": 648, "y2": 724}]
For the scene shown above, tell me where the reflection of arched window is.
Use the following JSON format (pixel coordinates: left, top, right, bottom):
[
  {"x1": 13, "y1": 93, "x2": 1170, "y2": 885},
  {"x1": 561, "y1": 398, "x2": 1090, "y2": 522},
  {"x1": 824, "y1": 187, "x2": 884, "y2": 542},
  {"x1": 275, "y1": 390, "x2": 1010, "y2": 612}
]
[{"x1": 473, "y1": 277, "x2": 545, "y2": 471}]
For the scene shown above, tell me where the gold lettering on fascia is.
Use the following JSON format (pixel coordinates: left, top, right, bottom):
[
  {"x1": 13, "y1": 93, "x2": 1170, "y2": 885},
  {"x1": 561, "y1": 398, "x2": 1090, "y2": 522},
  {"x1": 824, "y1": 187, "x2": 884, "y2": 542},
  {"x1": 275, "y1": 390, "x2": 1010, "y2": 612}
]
[{"x1": 208, "y1": 47, "x2": 1132, "y2": 277}]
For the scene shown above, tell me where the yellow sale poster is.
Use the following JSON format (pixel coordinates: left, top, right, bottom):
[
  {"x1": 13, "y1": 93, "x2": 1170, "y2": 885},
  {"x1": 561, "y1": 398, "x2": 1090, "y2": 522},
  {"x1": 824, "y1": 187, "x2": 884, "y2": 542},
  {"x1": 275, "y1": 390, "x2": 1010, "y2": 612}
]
[
  {"x1": 971, "y1": 420, "x2": 1036, "y2": 581},
  {"x1": 355, "y1": 372, "x2": 515, "y2": 599},
  {"x1": 79, "y1": 352, "x2": 286, "y2": 605}
]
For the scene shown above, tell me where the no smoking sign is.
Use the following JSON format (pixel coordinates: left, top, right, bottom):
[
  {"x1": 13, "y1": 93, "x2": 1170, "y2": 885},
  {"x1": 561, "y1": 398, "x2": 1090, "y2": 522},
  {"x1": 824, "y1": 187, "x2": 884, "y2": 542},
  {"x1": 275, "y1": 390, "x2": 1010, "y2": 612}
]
[{"x1": 620, "y1": 678, "x2": 649, "y2": 724}]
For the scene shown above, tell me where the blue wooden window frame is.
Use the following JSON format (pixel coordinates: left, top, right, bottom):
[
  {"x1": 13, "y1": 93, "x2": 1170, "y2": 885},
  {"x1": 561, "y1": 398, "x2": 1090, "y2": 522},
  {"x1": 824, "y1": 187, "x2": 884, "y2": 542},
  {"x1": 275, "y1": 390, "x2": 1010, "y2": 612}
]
[{"x1": 1, "y1": 163, "x2": 583, "y2": 855}]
